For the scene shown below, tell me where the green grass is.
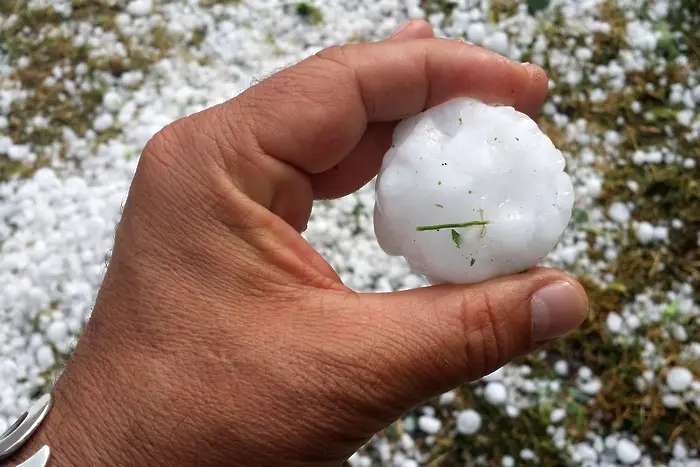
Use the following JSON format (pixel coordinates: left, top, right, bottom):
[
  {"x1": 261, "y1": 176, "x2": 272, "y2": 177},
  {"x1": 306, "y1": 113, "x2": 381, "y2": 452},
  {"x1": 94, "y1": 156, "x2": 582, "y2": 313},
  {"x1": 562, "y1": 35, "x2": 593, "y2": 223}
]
[
  {"x1": 0, "y1": 1, "x2": 176, "y2": 180},
  {"x1": 295, "y1": 2, "x2": 323, "y2": 25}
]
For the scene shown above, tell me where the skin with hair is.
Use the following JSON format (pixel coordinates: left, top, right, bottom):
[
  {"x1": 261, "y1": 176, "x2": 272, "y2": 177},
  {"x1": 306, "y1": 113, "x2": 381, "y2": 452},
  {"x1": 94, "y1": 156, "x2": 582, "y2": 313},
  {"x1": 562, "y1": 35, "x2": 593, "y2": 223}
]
[{"x1": 7, "y1": 21, "x2": 587, "y2": 467}]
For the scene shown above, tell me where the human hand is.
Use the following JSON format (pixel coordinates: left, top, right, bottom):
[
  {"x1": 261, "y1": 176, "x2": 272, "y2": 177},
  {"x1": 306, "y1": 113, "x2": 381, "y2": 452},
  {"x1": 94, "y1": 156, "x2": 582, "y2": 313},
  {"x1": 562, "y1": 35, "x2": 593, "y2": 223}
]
[{"x1": 8, "y1": 20, "x2": 587, "y2": 467}]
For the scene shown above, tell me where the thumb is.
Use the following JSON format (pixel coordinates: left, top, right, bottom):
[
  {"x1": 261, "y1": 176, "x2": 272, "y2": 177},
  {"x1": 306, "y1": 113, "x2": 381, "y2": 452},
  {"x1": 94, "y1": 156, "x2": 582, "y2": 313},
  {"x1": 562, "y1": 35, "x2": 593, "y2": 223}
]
[{"x1": 356, "y1": 267, "x2": 588, "y2": 402}]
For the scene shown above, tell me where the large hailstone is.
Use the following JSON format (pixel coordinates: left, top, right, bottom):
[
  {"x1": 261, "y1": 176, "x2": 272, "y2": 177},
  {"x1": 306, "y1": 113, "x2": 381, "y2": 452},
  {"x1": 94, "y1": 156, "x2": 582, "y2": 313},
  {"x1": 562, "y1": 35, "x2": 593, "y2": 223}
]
[{"x1": 374, "y1": 98, "x2": 574, "y2": 284}]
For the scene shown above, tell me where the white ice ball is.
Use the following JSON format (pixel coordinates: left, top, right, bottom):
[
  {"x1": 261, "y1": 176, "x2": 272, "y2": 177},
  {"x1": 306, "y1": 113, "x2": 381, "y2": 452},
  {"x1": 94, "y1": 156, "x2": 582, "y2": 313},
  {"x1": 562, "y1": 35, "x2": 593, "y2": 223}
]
[
  {"x1": 484, "y1": 381, "x2": 508, "y2": 405},
  {"x1": 615, "y1": 439, "x2": 641, "y2": 465},
  {"x1": 374, "y1": 98, "x2": 574, "y2": 284},
  {"x1": 417, "y1": 415, "x2": 442, "y2": 434},
  {"x1": 666, "y1": 367, "x2": 693, "y2": 392},
  {"x1": 550, "y1": 408, "x2": 567, "y2": 424},
  {"x1": 456, "y1": 409, "x2": 482, "y2": 435},
  {"x1": 35, "y1": 345, "x2": 56, "y2": 372},
  {"x1": 126, "y1": 0, "x2": 153, "y2": 16}
]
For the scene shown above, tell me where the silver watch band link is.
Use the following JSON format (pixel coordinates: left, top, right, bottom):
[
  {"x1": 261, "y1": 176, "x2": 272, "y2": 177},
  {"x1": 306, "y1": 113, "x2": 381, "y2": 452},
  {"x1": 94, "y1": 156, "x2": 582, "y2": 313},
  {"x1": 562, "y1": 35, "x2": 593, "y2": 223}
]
[{"x1": 0, "y1": 394, "x2": 52, "y2": 466}]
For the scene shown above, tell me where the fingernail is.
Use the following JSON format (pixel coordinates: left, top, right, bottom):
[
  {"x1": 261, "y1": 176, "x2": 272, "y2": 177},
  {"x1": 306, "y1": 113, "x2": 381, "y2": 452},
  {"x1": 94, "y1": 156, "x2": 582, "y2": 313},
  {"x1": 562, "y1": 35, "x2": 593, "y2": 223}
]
[
  {"x1": 521, "y1": 62, "x2": 536, "y2": 75},
  {"x1": 390, "y1": 21, "x2": 412, "y2": 38},
  {"x1": 531, "y1": 281, "x2": 586, "y2": 342}
]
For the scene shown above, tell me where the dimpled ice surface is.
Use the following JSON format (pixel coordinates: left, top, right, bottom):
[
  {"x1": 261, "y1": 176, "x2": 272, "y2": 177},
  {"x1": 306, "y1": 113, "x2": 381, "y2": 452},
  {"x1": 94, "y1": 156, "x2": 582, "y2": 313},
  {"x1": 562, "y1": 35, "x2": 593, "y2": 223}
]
[{"x1": 374, "y1": 98, "x2": 574, "y2": 285}]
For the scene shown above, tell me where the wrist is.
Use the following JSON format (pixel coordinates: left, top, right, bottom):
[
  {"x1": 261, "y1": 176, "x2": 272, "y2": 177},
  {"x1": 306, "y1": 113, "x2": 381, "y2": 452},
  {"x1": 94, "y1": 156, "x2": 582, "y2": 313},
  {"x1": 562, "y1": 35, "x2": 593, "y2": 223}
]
[
  {"x1": 4, "y1": 384, "x2": 96, "y2": 467},
  {"x1": 4, "y1": 342, "x2": 126, "y2": 467}
]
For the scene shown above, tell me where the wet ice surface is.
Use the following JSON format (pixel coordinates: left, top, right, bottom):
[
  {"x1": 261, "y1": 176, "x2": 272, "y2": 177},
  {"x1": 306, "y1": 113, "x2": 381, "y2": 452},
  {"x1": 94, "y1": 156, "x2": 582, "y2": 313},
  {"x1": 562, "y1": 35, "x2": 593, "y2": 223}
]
[{"x1": 374, "y1": 98, "x2": 574, "y2": 284}]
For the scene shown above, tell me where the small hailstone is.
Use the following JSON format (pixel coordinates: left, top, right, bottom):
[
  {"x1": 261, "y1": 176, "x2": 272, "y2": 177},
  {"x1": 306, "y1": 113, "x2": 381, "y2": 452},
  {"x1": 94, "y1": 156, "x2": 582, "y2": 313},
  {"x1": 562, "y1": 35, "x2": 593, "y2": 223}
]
[
  {"x1": 574, "y1": 443, "x2": 598, "y2": 462},
  {"x1": 606, "y1": 312, "x2": 623, "y2": 333},
  {"x1": 550, "y1": 408, "x2": 567, "y2": 423},
  {"x1": 0, "y1": 136, "x2": 12, "y2": 154},
  {"x1": 575, "y1": 47, "x2": 593, "y2": 61},
  {"x1": 520, "y1": 449, "x2": 536, "y2": 461},
  {"x1": 589, "y1": 89, "x2": 607, "y2": 103},
  {"x1": 653, "y1": 226, "x2": 669, "y2": 242},
  {"x1": 417, "y1": 415, "x2": 442, "y2": 434},
  {"x1": 666, "y1": 367, "x2": 693, "y2": 392},
  {"x1": 35, "y1": 345, "x2": 55, "y2": 372},
  {"x1": 626, "y1": 315, "x2": 641, "y2": 330},
  {"x1": 647, "y1": 150, "x2": 663, "y2": 164},
  {"x1": 439, "y1": 391, "x2": 456, "y2": 405},
  {"x1": 635, "y1": 376, "x2": 647, "y2": 391},
  {"x1": 377, "y1": 441, "x2": 391, "y2": 462},
  {"x1": 554, "y1": 360, "x2": 569, "y2": 376},
  {"x1": 604, "y1": 247, "x2": 617, "y2": 262},
  {"x1": 677, "y1": 109, "x2": 694, "y2": 127},
  {"x1": 16, "y1": 56, "x2": 31, "y2": 69},
  {"x1": 347, "y1": 453, "x2": 371, "y2": 467},
  {"x1": 585, "y1": 177, "x2": 602, "y2": 198},
  {"x1": 634, "y1": 221, "x2": 655, "y2": 244},
  {"x1": 484, "y1": 382, "x2": 508, "y2": 405},
  {"x1": 521, "y1": 380, "x2": 537, "y2": 393},
  {"x1": 616, "y1": 439, "x2": 642, "y2": 465},
  {"x1": 663, "y1": 394, "x2": 682, "y2": 408},
  {"x1": 605, "y1": 130, "x2": 622, "y2": 145},
  {"x1": 466, "y1": 23, "x2": 486, "y2": 44},
  {"x1": 45, "y1": 321, "x2": 69, "y2": 345},
  {"x1": 400, "y1": 433, "x2": 415, "y2": 451},
  {"x1": 672, "y1": 440, "x2": 687, "y2": 459},
  {"x1": 456, "y1": 409, "x2": 482, "y2": 435},
  {"x1": 122, "y1": 70, "x2": 144, "y2": 87},
  {"x1": 501, "y1": 456, "x2": 515, "y2": 467},
  {"x1": 126, "y1": 0, "x2": 153, "y2": 16},
  {"x1": 671, "y1": 324, "x2": 687, "y2": 342},
  {"x1": 7, "y1": 144, "x2": 30, "y2": 161},
  {"x1": 374, "y1": 98, "x2": 574, "y2": 285},
  {"x1": 578, "y1": 366, "x2": 593, "y2": 381},
  {"x1": 608, "y1": 202, "x2": 630, "y2": 223},
  {"x1": 103, "y1": 91, "x2": 123, "y2": 112},
  {"x1": 579, "y1": 378, "x2": 602, "y2": 395},
  {"x1": 93, "y1": 113, "x2": 114, "y2": 133},
  {"x1": 484, "y1": 31, "x2": 509, "y2": 54},
  {"x1": 401, "y1": 460, "x2": 419, "y2": 467},
  {"x1": 593, "y1": 437, "x2": 605, "y2": 454}
]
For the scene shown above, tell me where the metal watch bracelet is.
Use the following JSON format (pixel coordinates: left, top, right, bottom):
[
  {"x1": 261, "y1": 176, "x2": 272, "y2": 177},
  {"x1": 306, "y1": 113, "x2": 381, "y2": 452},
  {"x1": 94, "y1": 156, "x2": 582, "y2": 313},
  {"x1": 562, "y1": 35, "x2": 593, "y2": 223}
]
[{"x1": 0, "y1": 394, "x2": 52, "y2": 467}]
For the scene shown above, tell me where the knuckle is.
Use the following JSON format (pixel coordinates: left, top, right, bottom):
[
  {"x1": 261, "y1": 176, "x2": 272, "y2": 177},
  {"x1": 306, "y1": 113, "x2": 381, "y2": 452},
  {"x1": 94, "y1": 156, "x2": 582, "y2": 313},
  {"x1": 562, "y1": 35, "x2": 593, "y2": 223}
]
[
  {"x1": 140, "y1": 120, "x2": 194, "y2": 181},
  {"x1": 315, "y1": 44, "x2": 351, "y2": 65},
  {"x1": 236, "y1": 54, "x2": 362, "y2": 169},
  {"x1": 314, "y1": 45, "x2": 372, "y2": 115}
]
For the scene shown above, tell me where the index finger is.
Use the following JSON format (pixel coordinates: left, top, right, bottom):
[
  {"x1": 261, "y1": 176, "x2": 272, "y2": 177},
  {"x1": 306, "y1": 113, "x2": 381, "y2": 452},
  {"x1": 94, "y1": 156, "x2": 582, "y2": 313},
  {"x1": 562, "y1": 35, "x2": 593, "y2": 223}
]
[{"x1": 230, "y1": 38, "x2": 548, "y2": 175}]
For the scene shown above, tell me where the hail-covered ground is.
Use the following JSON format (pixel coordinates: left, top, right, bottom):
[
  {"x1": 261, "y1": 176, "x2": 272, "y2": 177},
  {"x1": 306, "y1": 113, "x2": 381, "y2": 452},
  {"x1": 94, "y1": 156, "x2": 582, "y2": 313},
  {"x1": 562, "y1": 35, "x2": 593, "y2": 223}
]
[{"x1": 0, "y1": 0, "x2": 698, "y2": 465}]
